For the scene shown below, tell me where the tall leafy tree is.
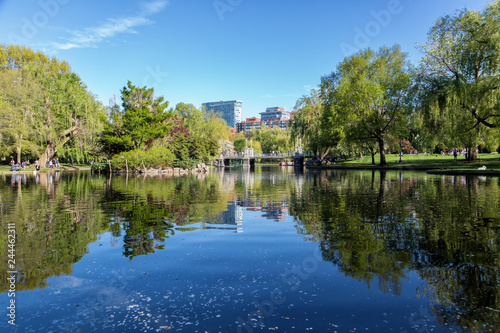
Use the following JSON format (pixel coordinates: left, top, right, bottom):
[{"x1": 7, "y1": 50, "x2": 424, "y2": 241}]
[
  {"x1": 291, "y1": 89, "x2": 337, "y2": 158},
  {"x1": 250, "y1": 126, "x2": 292, "y2": 154},
  {"x1": 0, "y1": 66, "x2": 42, "y2": 162},
  {"x1": 417, "y1": 1, "x2": 500, "y2": 160},
  {"x1": 173, "y1": 103, "x2": 232, "y2": 160},
  {"x1": 322, "y1": 45, "x2": 412, "y2": 166},
  {"x1": 121, "y1": 81, "x2": 172, "y2": 149},
  {"x1": 101, "y1": 81, "x2": 173, "y2": 155},
  {"x1": 0, "y1": 44, "x2": 106, "y2": 165}
]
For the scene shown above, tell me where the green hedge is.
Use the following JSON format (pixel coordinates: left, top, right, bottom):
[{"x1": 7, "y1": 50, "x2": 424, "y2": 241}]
[
  {"x1": 172, "y1": 157, "x2": 199, "y2": 170},
  {"x1": 111, "y1": 147, "x2": 175, "y2": 170},
  {"x1": 91, "y1": 162, "x2": 109, "y2": 173}
]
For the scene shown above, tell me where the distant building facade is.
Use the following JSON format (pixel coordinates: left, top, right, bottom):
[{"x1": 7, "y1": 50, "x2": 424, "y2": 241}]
[
  {"x1": 236, "y1": 117, "x2": 261, "y2": 133},
  {"x1": 236, "y1": 107, "x2": 295, "y2": 133},
  {"x1": 202, "y1": 100, "x2": 242, "y2": 128}
]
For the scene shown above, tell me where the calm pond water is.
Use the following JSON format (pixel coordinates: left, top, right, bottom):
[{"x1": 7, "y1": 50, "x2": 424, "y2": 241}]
[{"x1": 1, "y1": 167, "x2": 500, "y2": 332}]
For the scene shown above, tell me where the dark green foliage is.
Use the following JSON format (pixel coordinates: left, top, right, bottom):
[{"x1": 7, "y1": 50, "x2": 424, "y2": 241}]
[
  {"x1": 434, "y1": 142, "x2": 446, "y2": 154},
  {"x1": 91, "y1": 162, "x2": 109, "y2": 173},
  {"x1": 478, "y1": 142, "x2": 491, "y2": 154},
  {"x1": 392, "y1": 142, "x2": 401, "y2": 155},
  {"x1": 100, "y1": 81, "x2": 173, "y2": 156},
  {"x1": 172, "y1": 157, "x2": 199, "y2": 169}
]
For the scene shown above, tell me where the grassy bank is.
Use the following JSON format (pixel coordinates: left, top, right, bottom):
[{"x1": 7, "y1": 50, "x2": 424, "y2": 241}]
[
  {"x1": 0, "y1": 164, "x2": 91, "y2": 174},
  {"x1": 332, "y1": 153, "x2": 500, "y2": 171}
]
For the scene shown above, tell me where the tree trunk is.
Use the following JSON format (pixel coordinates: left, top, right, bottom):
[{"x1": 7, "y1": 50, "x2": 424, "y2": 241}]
[
  {"x1": 378, "y1": 137, "x2": 387, "y2": 166},
  {"x1": 39, "y1": 142, "x2": 57, "y2": 168},
  {"x1": 38, "y1": 124, "x2": 79, "y2": 167},
  {"x1": 320, "y1": 149, "x2": 330, "y2": 160},
  {"x1": 466, "y1": 135, "x2": 478, "y2": 162},
  {"x1": 16, "y1": 145, "x2": 21, "y2": 164},
  {"x1": 16, "y1": 134, "x2": 22, "y2": 163},
  {"x1": 370, "y1": 150, "x2": 376, "y2": 165}
]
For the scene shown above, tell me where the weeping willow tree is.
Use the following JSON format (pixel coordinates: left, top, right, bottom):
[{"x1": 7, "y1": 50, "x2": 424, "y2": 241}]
[
  {"x1": 0, "y1": 65, "x2": 43, "y2": 163},
  {"x1": 417, "y1": 1, "x2": 500, "y2": 160},
  {"x1": 290, "y1": 89, "x2": 337, "y2": 159},
  {"x1": 0, "y1": 44, "x2": 106, "y2": 165},
  {"x1": 321, "y1": 45, "x2": 412, "y2": 166}
]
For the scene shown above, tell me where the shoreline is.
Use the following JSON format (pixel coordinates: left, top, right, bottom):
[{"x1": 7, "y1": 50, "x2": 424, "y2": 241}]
[
  {"x1": 0, "y1": 165, "x2": 91, "y2": 175},
  {"x1": 2, "y1": 164, "x2": 500, "y2": 177},
  {"x1": 306, "y1": 165, "x2": 500, "y2": 176}
]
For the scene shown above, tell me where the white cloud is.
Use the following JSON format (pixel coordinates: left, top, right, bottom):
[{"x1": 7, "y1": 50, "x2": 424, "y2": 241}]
[
  {"x1": 50, "y1": 0, "x2": 167, "y2": 51},
  {"x1": 141, "y1": 0, "x2": 169, "y2": 15}
]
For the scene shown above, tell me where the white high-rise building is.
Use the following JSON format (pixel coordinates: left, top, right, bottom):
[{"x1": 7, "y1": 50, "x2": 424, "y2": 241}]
[{"x1": 202, "y1": 100, "x2": 242, "y2": 128}]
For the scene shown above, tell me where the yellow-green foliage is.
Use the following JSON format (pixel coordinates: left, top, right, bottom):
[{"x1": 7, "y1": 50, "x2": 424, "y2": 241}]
[{"x1": 111, "y1": 147, "x2": 175, "y2": 170}]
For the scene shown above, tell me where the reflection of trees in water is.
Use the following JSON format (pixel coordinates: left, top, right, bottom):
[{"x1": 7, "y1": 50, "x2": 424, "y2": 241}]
[
  {"x1": 0, "y1": 172, "x2": 108, "y2": 292},
  {"x1": 290, "y1": 170, "x2": 500, "y2": 331},
  {"x1": 101, "y1": 173, "x2": 234, "y2": 258},
  {"x1": 411, "y1": 176, "x2": 500, "y2": 332}
]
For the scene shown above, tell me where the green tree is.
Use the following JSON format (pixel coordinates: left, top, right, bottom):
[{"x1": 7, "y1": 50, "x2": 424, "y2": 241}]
[
  {"x1": 0, "y1": 66, "x2": 42, "y2": 162},
  {"x1": 234, "y1": 138, "x2": 246, "y2": 152},
  {"x1": 121, "y1": 81, "x2": 172, "y2": 150},
  {"x1": 291, "y1": 89, "x2": 337, "y2": 159},
  {"x1": 101, "y1": 81, "x2": 173, "y2": 155},
  {"x1": 322, "y1": 45, "x2": 412, "y2": 166},
  {"x1": 250, "y1": 126, "x2": 292, "y2": 154},
  {"x1": 417, "y1": 1, "x2": 500, "y2": 160},
  {"x1": 0, "y1": 44, "x2": 106, "y2": 165},
  {"x1": 174, "y1": 103, "x2": 232, "y2": 161}
]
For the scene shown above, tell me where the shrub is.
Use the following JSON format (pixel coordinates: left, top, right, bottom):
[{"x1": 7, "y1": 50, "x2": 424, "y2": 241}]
[
  {"x1": 172, "y1": 157, "x2": 199, "y2": 169},
  {"x1": 111, "y1": 147, "x2": 175, "y2": 170},
  {"x1": 91, "y1": 162, "x2": 109, "y2": 173}
]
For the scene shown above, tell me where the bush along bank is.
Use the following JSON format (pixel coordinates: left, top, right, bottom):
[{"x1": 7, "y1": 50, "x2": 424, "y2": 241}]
[
  {"x1": 91, "y1": 161, "x2": 210, "y2": 175},
  {"x1": 91, "y1": 148, "x2": 210, "y2": 174}
]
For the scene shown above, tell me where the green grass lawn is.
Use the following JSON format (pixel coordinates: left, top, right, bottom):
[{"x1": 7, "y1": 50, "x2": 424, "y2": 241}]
[
  {"x1": 340, "y1": 152, "x2": 500, "y2": 171},
  {"x1": 0, "y1": 163, "x2": 91, "y2": 174}
]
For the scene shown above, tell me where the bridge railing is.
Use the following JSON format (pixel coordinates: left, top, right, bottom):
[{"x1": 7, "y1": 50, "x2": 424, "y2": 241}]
[{"x1": 220, "y1": 152, "x2": 315, "y2": 158}]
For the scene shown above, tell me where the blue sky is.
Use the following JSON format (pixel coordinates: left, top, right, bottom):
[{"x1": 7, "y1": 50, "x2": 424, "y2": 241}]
[{"x1": 0, "y1": 0, "x2": 494, "y2": 121}]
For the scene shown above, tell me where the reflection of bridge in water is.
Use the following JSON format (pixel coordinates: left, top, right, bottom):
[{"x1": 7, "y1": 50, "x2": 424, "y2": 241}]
[{"x1": 218, "y1": 142, "x2": 311, "y2": 167}]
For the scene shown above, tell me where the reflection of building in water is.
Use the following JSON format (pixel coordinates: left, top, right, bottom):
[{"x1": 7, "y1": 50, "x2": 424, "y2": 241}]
[
  {"x1": 213, "y1": 168, "x2": 297, "y2": 223},
  {"x1": 205, "y1": 201, "x2": 243, "y2": 232},
  {"x1": 238, "y1": 197, "x2": 289, "y2": 222},
  {"x1": 221, "y1": 201, "x2": 243, "y2": 225}
]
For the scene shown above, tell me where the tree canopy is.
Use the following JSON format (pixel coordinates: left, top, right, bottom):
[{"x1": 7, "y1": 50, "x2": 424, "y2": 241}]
[
  {"x1": 0, "y1": 44, "x2": 106, "y2": 165},
  {"x1": 321, "y1": 45, "x2": 412, "y2": 166},
  {"x1": 290, "y1": 89, "x2": 337, "y2": 159},
  {"x1": 100, "y1": 81, "x2": 173, "y2": 156},
  {"x1": 416, "y1": 1, "x2": 500, "y2": 159}
]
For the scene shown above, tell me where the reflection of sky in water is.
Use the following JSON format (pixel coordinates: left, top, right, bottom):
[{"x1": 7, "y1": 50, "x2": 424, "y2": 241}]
[{"x1": 0, "y1": 169, "x2": 499, "y2": 332}]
